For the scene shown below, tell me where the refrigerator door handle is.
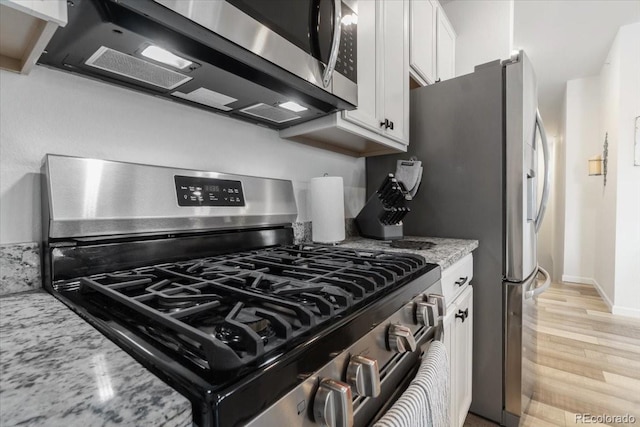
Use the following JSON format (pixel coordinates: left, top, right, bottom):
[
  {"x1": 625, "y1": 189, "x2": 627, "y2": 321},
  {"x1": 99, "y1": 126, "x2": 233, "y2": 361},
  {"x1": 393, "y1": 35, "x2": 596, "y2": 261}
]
[
  {"x1": 534, "y1": 110, "x2": 550, "y2": 232},
  {"x1": 525, "y1": 265, "x2": 550, "y2": 299}
]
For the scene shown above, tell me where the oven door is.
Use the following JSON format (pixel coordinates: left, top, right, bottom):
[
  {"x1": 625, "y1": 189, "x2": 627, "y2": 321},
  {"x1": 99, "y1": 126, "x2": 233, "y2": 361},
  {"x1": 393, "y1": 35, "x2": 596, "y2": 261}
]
[{"x1": 154, "y1": 0, "x2": 358, "y2": 106}]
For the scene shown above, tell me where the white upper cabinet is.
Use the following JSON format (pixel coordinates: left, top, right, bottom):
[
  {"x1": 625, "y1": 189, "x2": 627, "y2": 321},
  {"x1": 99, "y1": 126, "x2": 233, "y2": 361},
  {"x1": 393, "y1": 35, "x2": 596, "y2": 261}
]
[
  {"x1": 436, "y1": 7, "x2": 456, "y2": 82},
  {"x1": 409, "y1": 0, "x2": 437, "y2": 85},
  {"x1": 0, "y1": 0, "x2": 67, "y2": 74},
  {"x1": 379, "y1": 0, "x2": 409, "y2": 144},
  {"x1": 408, "y1": 0, "x2": 456, "y2": 86},
  {"x1": 280, "y1": 0, "x2": 410, "y2": 157}
]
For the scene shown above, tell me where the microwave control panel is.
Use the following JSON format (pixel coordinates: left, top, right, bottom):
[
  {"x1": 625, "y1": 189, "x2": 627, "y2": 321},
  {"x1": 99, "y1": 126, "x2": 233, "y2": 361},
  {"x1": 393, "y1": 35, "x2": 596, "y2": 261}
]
[
  {"x1": 335, "y1": 2, "x2": 357, "y2": 83},
  {"x1": 175, "y1": 176, "x2": 245, "y2": 207}
]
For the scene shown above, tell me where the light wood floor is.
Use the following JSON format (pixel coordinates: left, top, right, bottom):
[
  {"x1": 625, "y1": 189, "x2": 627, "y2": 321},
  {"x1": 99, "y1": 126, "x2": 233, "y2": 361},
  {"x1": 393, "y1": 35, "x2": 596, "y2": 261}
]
[{"x1": 464, "y1": 281, "x2": 640, "y2": 427}]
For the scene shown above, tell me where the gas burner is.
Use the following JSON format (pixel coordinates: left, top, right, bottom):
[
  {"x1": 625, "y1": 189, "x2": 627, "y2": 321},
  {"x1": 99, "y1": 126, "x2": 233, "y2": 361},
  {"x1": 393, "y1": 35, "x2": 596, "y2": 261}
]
[{"x1": 215, "y1": 313, "x2": 276, "y2": 351}]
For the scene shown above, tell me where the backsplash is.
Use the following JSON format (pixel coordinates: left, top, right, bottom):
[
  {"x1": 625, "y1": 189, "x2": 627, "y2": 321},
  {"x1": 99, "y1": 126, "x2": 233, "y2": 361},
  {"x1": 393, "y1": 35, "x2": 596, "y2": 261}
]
[
  {"x1": 293, "y1": 218, "x2": 358, "y2": 244},
  {"x1": 0, "y1": 243, "x2": 41, "y2": 295}
]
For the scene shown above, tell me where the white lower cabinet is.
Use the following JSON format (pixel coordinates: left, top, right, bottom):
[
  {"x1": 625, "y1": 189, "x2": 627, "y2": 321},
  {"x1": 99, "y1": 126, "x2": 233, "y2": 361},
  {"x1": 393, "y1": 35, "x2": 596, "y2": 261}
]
[{"x1": 442, "y1": 254, "x2": 473, "y2": 427}]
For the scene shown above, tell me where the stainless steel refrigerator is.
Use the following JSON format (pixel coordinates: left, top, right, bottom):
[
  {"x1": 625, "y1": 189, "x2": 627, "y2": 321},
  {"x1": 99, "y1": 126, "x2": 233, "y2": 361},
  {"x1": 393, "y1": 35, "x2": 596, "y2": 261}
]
[{"x1": 366, "y1": 51, "x2": 551, "y2": 426}]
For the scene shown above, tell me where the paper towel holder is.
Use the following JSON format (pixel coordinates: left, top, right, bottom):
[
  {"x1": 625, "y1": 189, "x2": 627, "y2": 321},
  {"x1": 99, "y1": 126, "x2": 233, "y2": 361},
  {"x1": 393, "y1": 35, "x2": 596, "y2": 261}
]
[{"x1": 311, "y1": 175, "x2": 345, "y2": 244}]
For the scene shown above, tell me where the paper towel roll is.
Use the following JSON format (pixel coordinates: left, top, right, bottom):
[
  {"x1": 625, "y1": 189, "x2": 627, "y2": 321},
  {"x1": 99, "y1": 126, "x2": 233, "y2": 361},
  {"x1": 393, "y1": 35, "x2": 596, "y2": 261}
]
[{"x1": 311, "y1": 176, "x2": 345, "y2": 244}]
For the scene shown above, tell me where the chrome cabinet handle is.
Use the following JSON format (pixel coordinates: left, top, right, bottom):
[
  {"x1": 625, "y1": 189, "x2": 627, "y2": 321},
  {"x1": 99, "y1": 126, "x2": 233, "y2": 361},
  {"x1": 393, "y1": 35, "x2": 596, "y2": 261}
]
[
  {"x1": 313, "y1": 378, "x2": 353, "y2": 427},
  {"x1": 535, "y1": 109, "x2": 550, "y2": 232},
  {"x1": 322, "y1": 0, "x2": 342, "y2": 87},
  {"x1": 455, "y1": 276, "x2": 468, "y2": 287}
]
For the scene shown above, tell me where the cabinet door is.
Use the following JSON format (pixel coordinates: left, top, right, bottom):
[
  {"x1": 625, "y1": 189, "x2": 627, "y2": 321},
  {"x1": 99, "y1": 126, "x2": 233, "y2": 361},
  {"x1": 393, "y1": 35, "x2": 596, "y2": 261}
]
[
  {"x1": 409, "y1": 0, "x2": 437, "y2": 85},
  {"x1": 342, "y1": 0, "x2": 379, "y2": 132},
  {"x1": 443, "y1": 303, "x2": 457, "y2": 427},
  {"x1": 379, "y1": 0, "x2": 409, "y2": 144},
  {"x1": 454, "y1": 286, "x2": 473, "y2": 427},
  {"x1": 436, "y1": 7, "x2": 456, "y2": 81}
]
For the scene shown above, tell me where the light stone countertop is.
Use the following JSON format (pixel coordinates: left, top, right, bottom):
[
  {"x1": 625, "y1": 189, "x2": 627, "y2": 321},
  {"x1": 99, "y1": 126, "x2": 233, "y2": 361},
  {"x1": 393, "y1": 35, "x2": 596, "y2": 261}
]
[
  {"x1": 337, "y1": 236, "x2": 478, "y2": 270},
  {"x1": 0, "y1": 291, "x2": 193, "y2": 427}
]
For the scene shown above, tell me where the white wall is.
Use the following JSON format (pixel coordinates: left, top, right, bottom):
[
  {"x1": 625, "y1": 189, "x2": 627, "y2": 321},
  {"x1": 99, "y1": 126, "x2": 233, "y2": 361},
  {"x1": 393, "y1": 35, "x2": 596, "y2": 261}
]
[
  {"x1": 593, "y1": 32, "x2": 621, "y2": 308},
  {"x1": 558, "y1": 23, "x2": 640, "y2": 316},
  {"x1": 561, "y1": 76, "x2": 601, "y2": 283},
  {"x1": 0, "y1": 66, "x2": 366, "y2": 244},
  {"x1": 611, "y1": 24, "x2": 640, "y2": 317},
  {"x1": 553, "y1": 95, "x2": 566, "y2": 282},
  {"x1": 442, "y1": 0, "x2": 513, "y2": 76}
]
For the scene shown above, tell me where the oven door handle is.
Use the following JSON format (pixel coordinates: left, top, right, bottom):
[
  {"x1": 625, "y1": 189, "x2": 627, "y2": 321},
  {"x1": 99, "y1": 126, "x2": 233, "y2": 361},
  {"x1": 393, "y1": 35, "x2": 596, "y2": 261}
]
[{"x1": 321, "y1": 0, "x2": 342, "y2": 87}]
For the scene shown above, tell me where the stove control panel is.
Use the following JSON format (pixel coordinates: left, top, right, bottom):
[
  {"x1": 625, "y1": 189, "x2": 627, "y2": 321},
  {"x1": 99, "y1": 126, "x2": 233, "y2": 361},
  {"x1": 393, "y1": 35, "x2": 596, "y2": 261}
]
[
  {"x1": 244, "y1": 276, "x2": 443, "y2": 427},
  {"x1": 175, "y1": 176, "x2": 245, "y2": 207}
]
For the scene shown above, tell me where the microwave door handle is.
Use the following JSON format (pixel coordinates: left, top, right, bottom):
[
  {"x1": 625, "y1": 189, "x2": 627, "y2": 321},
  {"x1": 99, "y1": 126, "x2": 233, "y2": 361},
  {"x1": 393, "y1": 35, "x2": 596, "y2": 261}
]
[
  {"x1": 322, "y1": 0, "x2": 342, "y2": 87},
  {"x1": 534, "y1": 109, "x2": 550, "y2": 232}
]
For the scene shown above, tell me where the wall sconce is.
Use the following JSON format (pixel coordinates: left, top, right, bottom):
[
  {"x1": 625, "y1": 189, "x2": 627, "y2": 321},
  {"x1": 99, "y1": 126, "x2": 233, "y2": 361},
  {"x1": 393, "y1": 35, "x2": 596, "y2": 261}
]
[{"x1": 589, "y1": 132, "x2": 608, "y2": 186}]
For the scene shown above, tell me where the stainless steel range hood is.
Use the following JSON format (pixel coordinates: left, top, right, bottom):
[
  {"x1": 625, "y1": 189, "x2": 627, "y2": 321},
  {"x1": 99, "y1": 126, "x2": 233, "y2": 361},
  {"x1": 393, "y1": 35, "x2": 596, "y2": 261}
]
[{"x1": 37, "y1": 0, "x2": 357, "y2": 130}]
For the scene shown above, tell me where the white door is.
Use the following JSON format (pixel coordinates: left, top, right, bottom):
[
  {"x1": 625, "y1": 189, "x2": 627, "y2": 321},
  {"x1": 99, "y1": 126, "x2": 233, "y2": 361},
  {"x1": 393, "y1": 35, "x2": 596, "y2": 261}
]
[
  {"x1": 409, "y1": 0, "x2": 437, "y2": 84},
  {"x1": 436, "y1": 7, "x2": 456, "y2": 81},
  {"x1": 454, "y1": 286, "x2": 473, "y2": 427},
  {"x1": 380, "y1": 0, "x2": 409, "y2": 144}
]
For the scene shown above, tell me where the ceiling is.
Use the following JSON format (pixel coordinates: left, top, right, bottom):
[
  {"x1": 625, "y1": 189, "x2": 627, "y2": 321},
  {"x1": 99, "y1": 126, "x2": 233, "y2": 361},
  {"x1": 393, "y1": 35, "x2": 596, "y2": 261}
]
[{"x1": 512, "y1": 0, "x2": 640, "y2": 136}]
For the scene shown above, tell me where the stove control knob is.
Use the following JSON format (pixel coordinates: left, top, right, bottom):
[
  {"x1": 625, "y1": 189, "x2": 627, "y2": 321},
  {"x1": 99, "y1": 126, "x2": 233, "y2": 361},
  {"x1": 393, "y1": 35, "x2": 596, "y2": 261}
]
[
  {"x1": 426, "y1": 293, "x2": 446, "y2": 317},
  {"x1": 346, "y1": 355, "x2": 381, "y2": 397},
  {"x1": 387, "y1": 323, "x2": 416, "y2": 353},
  {"x1": 313, "y1": 378, "x2": 354, "y2": 427},
  {"x1": 416, "y1": 301, "x2": 438, "y2": 327}
]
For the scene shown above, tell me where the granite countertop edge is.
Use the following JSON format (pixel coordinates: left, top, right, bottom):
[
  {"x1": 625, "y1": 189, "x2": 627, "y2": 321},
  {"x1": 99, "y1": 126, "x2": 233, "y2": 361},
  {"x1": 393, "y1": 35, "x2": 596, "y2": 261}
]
[
  {"x1": 0, "y1": 289, "x2": 193, "y2": 427},
  {"x1": 337, "y1": 236, "x2": 478, "y2": 270}
]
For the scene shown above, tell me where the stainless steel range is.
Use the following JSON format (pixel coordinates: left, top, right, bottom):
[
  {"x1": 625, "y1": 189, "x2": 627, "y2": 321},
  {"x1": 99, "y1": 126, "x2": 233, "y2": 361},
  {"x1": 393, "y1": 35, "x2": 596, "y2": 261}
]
[{"x1": 41, "y1": 155, "x2": 443, "y2": 427}]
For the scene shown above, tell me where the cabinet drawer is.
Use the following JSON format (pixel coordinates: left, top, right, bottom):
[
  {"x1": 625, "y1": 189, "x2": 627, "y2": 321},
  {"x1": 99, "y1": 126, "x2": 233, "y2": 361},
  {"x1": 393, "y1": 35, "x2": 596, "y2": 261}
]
[{"x1": 442, "y1": 254, "x2": 473, "y2": 307}]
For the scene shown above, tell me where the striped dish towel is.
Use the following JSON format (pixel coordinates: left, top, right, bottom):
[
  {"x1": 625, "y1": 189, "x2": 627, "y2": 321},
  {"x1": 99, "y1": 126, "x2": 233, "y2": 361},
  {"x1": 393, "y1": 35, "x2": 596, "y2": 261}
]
[
  {"x1": 373, "y1": 380, "x2": 431, "y2": 427},
  {"x1": 374, "y1": 340, "x2": 450, "y2": 427},
  {"x1": 415, "y1": 341, "x2": 450, "y2": 427}
]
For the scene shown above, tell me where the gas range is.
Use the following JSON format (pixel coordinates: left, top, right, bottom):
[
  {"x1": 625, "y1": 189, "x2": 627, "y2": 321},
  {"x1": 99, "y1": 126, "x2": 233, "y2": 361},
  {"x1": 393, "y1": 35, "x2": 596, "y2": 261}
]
[{"x1": 42, "y1": 155, "x2": 443, "y2": 427}]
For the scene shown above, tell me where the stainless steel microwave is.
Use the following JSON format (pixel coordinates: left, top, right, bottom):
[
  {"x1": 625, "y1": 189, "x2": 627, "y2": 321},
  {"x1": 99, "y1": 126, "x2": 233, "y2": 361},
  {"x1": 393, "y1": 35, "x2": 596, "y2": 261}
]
[{"x1": 156, "y1": 0, "x2": 358, "y2": 106}]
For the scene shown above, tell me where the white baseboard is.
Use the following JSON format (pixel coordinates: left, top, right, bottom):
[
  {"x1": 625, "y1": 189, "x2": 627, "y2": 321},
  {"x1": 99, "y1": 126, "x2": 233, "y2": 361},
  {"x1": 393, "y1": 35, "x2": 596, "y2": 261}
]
[
  {"x1": 561, "y1": 275, "x2": 614, "y2": 311},
  {"x1": 612, "y1": 305, "x2": 640, "y2": 319},
  {"x1": 561, "y1": 275, "x2": 595, "y2": 285},
  {"x1": 590, "y1": 278, "x2": 614, "y2": 311}
]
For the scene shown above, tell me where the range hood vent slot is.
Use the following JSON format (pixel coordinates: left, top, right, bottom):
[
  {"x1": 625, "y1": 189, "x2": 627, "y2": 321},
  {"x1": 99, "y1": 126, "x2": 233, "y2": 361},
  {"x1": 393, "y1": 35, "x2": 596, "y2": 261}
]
[
  {"x1": 240, "y1": 103, "x2": 301, "y2": 123},
  {"x1": 85, "y1": 46, "x2": 192, "y2": 90}
]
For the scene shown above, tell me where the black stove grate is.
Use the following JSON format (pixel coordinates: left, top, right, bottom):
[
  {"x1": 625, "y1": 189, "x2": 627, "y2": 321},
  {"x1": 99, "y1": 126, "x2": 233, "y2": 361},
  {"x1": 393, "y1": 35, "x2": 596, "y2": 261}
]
[{"x1": 68, "y1": 244, "x2": 427, "y2": 372}]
